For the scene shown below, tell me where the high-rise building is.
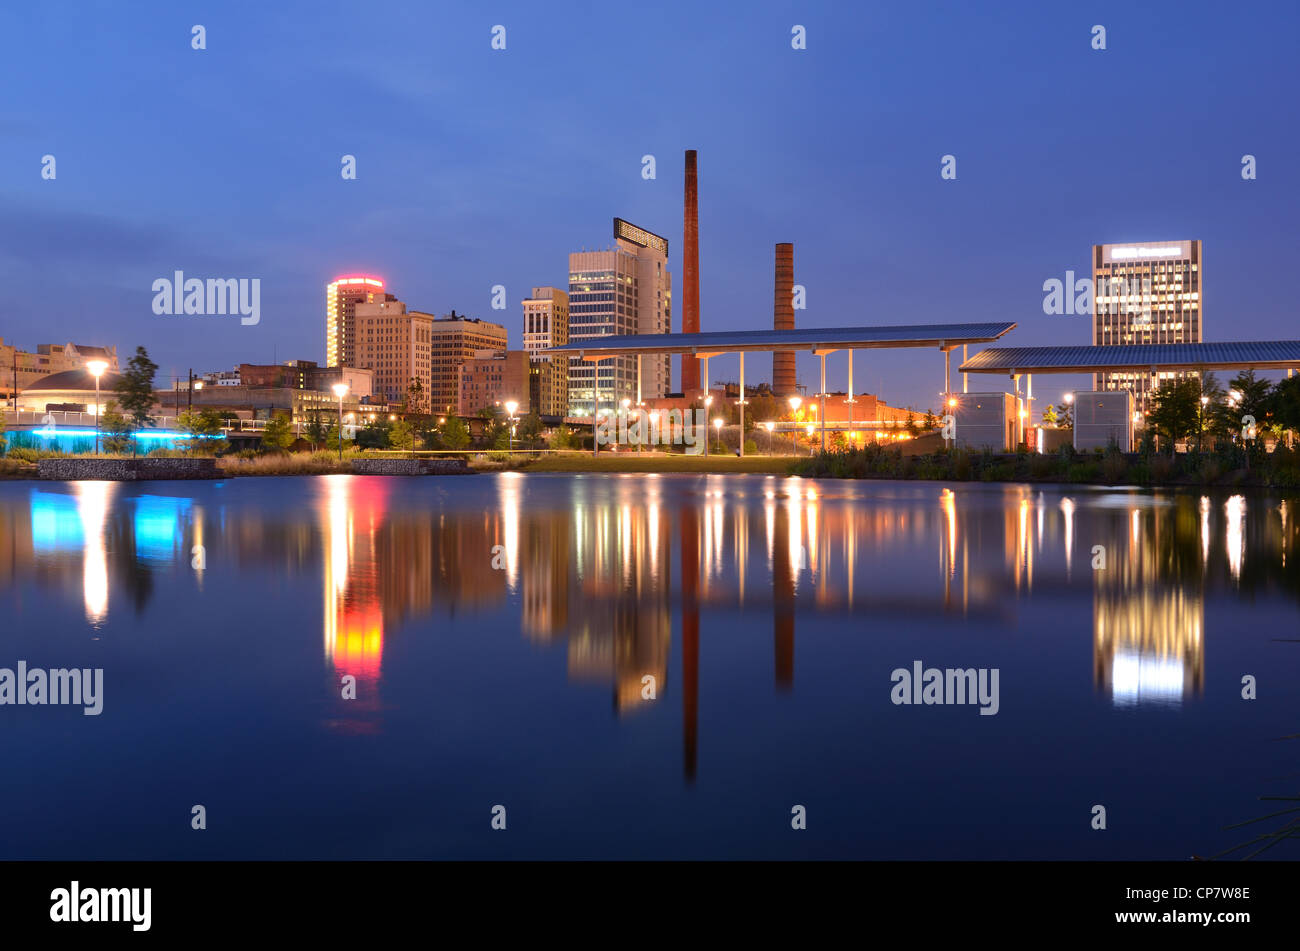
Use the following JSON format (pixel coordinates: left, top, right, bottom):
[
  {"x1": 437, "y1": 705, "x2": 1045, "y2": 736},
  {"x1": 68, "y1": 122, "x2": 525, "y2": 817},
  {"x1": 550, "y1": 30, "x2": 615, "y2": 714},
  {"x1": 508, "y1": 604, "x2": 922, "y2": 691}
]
[
  {"x1": 352, "y1": 298, "x2": 436, "y2": 407},
  {"x1": 567, "y1": 219, "x2": 671, "y2": 417},
  {"x1": 522, "y1": 287, "x2": 569, "y2": 418},
  {"x1": 429, "y1": 312, "x2": 508, "y2": 416},
  {"x1": 326, "y1": 276, "x2": 389, "y2": 369},
  {"x1": 1092, "y1": 241, "x2": 1203, "y2": 412}
]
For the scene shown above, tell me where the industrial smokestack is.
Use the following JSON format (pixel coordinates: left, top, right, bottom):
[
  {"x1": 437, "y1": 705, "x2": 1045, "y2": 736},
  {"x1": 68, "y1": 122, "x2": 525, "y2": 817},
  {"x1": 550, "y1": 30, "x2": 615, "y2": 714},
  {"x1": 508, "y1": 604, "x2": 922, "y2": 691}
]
[
  {"x1": 773, "y1": 242, "x2": 796, "y2": 397},
  {"x1": 681, "y1": 150, "x2": 701, "y2": 395}
]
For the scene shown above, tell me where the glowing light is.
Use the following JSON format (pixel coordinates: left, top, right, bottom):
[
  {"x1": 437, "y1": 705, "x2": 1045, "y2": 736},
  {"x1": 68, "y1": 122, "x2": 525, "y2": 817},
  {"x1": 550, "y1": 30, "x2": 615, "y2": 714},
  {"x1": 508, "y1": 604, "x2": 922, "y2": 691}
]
[
  {"x1": 86, "y1": 360, "x2": 109, "y2": 378},
  {"x1": 330, "y1": 276, "x2": 385, "y2": 288},
  {"x1": 1109, "y1": 246, "x2": 1183, "y2": 260}
]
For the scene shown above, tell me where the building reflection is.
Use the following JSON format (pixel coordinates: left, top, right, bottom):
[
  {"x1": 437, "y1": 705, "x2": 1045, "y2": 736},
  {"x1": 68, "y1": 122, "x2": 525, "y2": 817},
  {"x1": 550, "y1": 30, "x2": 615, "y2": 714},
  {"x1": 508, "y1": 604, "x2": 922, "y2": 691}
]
[{"x1": 6, "y1": 476, "x2": 1300, "y2": 764}]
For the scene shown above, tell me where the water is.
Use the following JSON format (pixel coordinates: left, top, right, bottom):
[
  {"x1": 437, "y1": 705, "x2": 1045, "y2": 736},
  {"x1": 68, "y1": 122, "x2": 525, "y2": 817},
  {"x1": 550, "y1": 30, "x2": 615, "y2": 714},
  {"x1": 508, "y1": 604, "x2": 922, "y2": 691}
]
[{"x1": 1, "y1": 473, "x2": 1297, "y2": 860}]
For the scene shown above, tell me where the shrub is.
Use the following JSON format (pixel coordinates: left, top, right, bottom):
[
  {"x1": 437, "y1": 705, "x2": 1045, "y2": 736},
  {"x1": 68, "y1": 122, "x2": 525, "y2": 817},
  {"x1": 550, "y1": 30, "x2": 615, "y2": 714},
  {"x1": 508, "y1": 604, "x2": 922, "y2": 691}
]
[{"x1": 1101, "y1": 448, "x2": 1128, "y2": 484}]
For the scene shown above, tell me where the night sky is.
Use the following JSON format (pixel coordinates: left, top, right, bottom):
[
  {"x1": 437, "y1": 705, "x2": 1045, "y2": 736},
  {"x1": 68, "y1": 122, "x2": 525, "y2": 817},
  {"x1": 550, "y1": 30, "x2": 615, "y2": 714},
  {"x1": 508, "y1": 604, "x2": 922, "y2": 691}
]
[{"x1": 2, "y1": 0, "x2": 1297, "y2": 410}]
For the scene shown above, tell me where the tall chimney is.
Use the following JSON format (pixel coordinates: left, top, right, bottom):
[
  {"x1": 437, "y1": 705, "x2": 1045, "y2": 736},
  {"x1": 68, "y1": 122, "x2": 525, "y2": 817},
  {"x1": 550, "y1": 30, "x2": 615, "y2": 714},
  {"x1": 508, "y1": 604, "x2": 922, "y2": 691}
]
[
  {"x1": 681, "y1": 150, "x2": 701, "y2": 395},
  {"x1": 773, "y1": 242, "x2": 796, "y2": 397}
]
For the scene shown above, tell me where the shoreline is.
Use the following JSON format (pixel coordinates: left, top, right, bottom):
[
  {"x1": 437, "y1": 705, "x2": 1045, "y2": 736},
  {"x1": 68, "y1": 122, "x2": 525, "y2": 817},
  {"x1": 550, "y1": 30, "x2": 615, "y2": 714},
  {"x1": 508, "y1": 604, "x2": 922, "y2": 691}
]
[{"x1": 3, "y1": 448, "x2": 1299, "y2": 489}]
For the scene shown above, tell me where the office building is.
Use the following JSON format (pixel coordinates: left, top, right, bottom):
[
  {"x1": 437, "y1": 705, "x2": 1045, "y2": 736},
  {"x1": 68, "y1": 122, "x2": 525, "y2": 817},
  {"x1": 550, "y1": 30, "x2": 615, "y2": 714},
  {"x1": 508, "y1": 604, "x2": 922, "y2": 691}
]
[
  {"x1": 522, "y1": 287, "x2": 569, "y2": 417},
  {"x1": 326, "y1": 275, "x2": 391, "y2": 369},
  {"x1": 567, "y1": 218, "x2": 671, "y2": 417},
  {"x1": 352, "y1": 298, "x2": 435, "y2": 407},
  {"x1": 1092, "y1": 241, "x2": 1203, "y2": 413},
  {"x1": 429, "y1": 311, "x2": 508, "y2": 416}
]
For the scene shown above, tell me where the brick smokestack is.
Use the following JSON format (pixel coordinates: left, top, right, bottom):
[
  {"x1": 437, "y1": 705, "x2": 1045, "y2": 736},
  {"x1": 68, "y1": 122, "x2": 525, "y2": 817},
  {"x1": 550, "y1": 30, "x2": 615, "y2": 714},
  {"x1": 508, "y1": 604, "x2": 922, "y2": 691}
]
[
  {"x1": 681, "y1": 149, "x2": 701, "y2": 395},
  {"x1": 773, "y1": 242, "x2": 796, "y2": 397}
]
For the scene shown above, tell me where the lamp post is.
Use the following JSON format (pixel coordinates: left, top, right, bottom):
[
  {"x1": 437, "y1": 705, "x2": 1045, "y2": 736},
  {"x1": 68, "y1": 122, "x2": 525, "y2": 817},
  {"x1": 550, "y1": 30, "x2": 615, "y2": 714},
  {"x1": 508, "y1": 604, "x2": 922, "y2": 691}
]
[
  {"x1": 789, "y1": 396, "x2": 802, "y2": 456},
  {"x1": 713, "y1": 416, "x2": 724, "y2": 455},
  {"x1": 702, "y1": 394, "x2": 713, "y2": 457},
  {"x1": 87, "y1": 360, "x2": 108, "y2": 455},
  {"x1": 505, "y1": 400, "x2": 518, "y2": 452},
  {"x1": 805, "y1": 423, "x2": 814, "y2": 455},
  {"x1": 764, "y1": 420, "x2": 775, "y2": 455},
  {"x1": 332, "y1": 382, "x2": 349, "y2": 460}
]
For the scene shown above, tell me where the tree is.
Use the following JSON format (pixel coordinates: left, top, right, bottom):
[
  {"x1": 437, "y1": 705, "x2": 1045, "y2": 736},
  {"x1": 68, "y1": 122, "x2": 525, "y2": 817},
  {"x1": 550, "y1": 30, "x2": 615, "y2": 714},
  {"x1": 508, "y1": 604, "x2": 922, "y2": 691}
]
[
  {"x1": 1147, "y1": 377, "x2": 1201, "y2": 452},
  {"x1": 440, "y1": 416, "x2": 470, "y2": 450},
  {"x1": 113, "y1": 346, "x2": 158, "y2": 456},
  {"x1": 260, "y1": 412, "x2": 294, "y2": 452},
  {"x1": 516, "y1": 412, "x2": 543, "y2": 448},
  {"x1": 550, "y1": 425, "x2": 576, "y2": 450},
  {"x1": 406, "y1": 377, "x2": 427, "y2": 416},
  {"x1": 1059, "y1": 402, "x2": 1073, "y2": 429},
  {"x1": 389, "y1": 419, "x2": 415, "y2": 451},
  {"x1": 1269, "y1": 373, "x2": 1300, "y2": 436},
  {"x1": 305, "y1": 411, "x2": 328, "y2": 451},
  {"x1": 1041, "y1": 404, "x2": 1059, "y2": 427},
  {"x1": 100, "y1": 402, "x2": 133, "y2": 454},
  {"x1": 178, "y1": 408, "x2": 225, "y2": 455},
  {"x1": 355, "y1": 418, "x2": 392, "y2": 449}
]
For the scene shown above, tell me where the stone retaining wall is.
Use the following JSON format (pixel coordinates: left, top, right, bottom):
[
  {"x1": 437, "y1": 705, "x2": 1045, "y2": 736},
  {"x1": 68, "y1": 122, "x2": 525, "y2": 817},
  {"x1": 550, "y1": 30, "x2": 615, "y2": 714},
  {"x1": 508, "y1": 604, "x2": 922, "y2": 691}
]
[
  {"x1": 350, "y1": 457, "x2": 470, "y2": 476},
  {"x1": 37, "y1": 458, "x2": 221, "y2": 481}
]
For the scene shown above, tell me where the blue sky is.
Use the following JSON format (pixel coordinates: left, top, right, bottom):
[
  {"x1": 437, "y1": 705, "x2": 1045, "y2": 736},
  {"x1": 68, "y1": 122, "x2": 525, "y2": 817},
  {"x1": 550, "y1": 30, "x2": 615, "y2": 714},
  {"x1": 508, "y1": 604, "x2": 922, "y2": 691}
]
[{"x1": 1, "y1": 0, "x2": 1297, "y2": 410}]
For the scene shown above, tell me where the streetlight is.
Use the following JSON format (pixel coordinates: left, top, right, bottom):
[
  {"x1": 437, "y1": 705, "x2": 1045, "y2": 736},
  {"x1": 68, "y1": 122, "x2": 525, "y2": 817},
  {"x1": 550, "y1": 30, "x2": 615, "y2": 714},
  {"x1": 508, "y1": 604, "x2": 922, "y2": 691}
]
[
  {"x1": 764, "y1": 420, "x2": 775, "y2": 455},
  {"x1": 713, "y1": 416, "x2": 724, "y2": 455},
  {"x1": 703, "y1": 395, "x2": 714, "y2": 457},
  {"x1": 505, "y1": 400, "x2": 519, "y2": 451},
  {"x1": 1063, "y1": 392, "x2": 1074, "y2": 404},
  {"x1": 87, "y1": 360, "x2": 108, "y2": 455},
  {"x1": 805, "y1": 423, "x2": 814, "y2": 455},
  {"x1": 332, "y1": 382, "x2": 349, "y2": 460}
]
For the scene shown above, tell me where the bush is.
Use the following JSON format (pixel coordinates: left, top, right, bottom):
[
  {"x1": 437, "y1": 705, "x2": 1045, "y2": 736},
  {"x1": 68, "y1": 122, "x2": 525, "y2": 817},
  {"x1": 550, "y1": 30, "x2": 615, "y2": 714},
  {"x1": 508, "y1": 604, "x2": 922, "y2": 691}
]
[
  {"x1": 743, "y1": 439, "x2": 758, "y2": 455},
  {"x1": 1101, "y1": 448, "x2": 1128, "y2": 484}
]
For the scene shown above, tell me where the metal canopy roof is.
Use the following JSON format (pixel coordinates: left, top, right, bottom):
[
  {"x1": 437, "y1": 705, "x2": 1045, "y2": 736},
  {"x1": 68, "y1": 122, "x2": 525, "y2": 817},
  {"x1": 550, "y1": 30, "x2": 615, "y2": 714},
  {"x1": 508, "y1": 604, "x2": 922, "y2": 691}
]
[
  {"x1": 959, "y1": 341, "x2": 1300, "y2": 375},
  {"x1": 545, "y1": 322, "x2": 1017, "y2": 358}
]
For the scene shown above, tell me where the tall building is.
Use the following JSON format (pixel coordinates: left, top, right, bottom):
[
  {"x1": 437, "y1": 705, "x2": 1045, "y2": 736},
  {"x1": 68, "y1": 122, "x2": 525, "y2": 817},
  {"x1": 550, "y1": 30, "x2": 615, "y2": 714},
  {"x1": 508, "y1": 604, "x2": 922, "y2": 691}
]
[
  {"x1": 522, "y1": 287, "x2": 569, "y2": 418},
  {"x1": 567, "y1": 219, "x2": 671, "y2": 417},
  {"x1": 1092, "y1": 241, "x2": 1203, "y2": 412},
  {"x1": 352, "y1": 298, "x2": 435, "y2": 407},
  {"x1": 429, "y1": 312, "x2": 508, "y2": 416},
  {"x1": 326, "y1": 276, "x2": 389, "y2": 369}
]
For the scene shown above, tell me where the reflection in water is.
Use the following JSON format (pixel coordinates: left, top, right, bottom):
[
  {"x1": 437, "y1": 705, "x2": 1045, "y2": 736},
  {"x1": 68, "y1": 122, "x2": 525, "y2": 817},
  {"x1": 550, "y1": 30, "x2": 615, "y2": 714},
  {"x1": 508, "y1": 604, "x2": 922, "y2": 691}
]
[{"x1": 6, "y1": 477, "x2": 1300, "y2": 756}]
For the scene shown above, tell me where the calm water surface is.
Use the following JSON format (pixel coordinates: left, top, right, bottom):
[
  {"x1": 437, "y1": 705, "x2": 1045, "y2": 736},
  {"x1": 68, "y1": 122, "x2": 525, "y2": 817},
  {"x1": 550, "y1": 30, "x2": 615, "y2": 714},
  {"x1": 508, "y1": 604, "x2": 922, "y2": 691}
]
[{"x1": 1, "y1": 473, "x2": 1298, "y2": 860}]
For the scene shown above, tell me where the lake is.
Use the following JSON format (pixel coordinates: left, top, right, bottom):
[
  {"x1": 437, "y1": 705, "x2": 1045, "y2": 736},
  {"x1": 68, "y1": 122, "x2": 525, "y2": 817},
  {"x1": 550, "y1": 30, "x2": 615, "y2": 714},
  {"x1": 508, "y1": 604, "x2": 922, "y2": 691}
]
[{"x1": 1, "y1": 473, "x2": 1297, "y2": 860}]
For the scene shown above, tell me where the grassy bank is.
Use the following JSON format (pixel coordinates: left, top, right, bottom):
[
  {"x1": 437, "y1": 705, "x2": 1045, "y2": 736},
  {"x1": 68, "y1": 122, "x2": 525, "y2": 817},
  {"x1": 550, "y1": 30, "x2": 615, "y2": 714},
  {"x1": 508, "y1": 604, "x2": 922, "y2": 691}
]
[
  {"x1": 789, "y1": 443, "x2": 1300, "y2": 488},
  {"x1": 518, "y1": 452, "x2": 795, "y2": 474}
]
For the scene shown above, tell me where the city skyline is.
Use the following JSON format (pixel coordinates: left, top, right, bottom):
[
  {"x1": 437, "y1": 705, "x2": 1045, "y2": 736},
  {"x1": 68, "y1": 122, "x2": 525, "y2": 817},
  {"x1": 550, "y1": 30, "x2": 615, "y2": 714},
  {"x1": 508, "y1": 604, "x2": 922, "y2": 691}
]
[{"x1": 2, "y1": 1, "x2": 1295, "y2": 412}]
